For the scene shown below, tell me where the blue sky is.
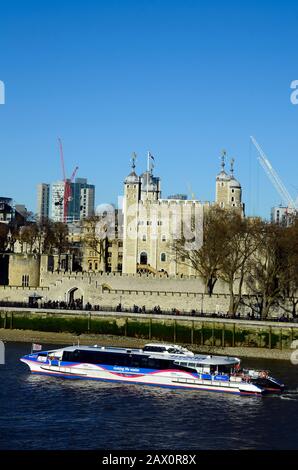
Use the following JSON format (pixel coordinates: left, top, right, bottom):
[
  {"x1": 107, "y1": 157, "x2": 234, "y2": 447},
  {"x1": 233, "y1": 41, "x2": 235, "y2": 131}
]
[{"x1": 0, "y1": 0, "x2": 298, "y2": 218}]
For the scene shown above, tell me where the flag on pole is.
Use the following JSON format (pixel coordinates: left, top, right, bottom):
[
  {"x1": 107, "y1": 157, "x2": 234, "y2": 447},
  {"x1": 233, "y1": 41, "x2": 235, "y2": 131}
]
[
  {"x1": 32, "y1": 343, "x2": 42, "y2": 351},
  {"x1": 148, "y1": 152, "x2": 155, "y2": 173}
]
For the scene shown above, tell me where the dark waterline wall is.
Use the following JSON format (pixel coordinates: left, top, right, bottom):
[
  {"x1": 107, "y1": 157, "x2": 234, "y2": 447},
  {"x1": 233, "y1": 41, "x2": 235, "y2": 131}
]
[{"x1": 1, "y1": 310, "x2": 298, "y2": 350}]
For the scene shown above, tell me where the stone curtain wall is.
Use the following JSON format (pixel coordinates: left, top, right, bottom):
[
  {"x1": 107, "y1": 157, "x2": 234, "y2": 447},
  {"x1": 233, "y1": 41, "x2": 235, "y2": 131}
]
[{"x1": 0, "y1": 270, "x2": 292, "y2": 316}]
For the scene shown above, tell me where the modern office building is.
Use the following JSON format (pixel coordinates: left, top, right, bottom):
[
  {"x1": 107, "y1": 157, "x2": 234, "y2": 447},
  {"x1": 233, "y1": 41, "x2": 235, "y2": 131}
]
[
  {"x1": 51, "y1": 178, "x2": 95, "y2": 223},
  {"x1": 36, "y1": 183, "x2": 50, "y2": 221},
  {"x1": 0, "y1": 197, "x2": 26, "y2": 226},
  {"x1": 271, "y1": 205, "x2": 294, "y2": 226},
  {"x1": 51, "y1": 181, "x2": 65, "y2": 222},
  {"x1": 79, "y1": 179, "x2": 95, "y2": 219}
]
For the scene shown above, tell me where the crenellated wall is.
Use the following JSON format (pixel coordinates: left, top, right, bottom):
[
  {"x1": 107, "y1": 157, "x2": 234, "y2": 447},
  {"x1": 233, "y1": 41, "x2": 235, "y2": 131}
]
[{"x1": 1, "y1": 253, "x2": 295, "y2": 317}]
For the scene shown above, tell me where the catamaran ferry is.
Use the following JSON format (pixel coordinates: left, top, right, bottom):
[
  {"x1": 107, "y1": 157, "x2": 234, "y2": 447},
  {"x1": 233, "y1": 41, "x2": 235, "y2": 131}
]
[{"x1": 20, "y1": 343, "x2": 285, "y2": 396}]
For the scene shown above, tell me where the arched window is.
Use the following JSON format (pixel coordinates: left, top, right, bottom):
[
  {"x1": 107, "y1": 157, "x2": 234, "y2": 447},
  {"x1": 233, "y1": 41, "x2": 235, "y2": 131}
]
[
  {"x1": 140, "y1": 252, "x2": 148, "y2": 264},
  {"x1": 142, "y1": 234, "x2": 147, "y2": 242},
  {"x1": 161, "y1": 253, "x2": 166, "y2": 262},
  {"x1": 161, "y1": 235, "x2": 166, "y2": 242}
]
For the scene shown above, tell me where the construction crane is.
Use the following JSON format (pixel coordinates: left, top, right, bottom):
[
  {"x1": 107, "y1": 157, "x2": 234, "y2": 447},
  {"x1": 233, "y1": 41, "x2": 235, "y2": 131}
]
[
  {"x1": 250, "y1": 136, "x2": 297, "y2": 213},
  {"x1": 58, "y1": 138, "x2": 79, "y2": 223},
  {"x1": 187, "y1": 183, "x2": 196, "y2": 200}
]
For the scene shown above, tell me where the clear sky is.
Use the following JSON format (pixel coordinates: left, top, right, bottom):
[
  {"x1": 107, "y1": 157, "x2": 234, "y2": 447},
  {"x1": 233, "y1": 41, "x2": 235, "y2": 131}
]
[{"x1": 1, "y1": 0, "x2": 298, "y2": 219}]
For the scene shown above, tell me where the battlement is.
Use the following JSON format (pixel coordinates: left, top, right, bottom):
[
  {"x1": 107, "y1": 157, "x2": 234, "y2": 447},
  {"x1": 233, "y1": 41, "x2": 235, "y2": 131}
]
[{"x1": 136, "y1": 198, "x2": 211, "y2": 207}]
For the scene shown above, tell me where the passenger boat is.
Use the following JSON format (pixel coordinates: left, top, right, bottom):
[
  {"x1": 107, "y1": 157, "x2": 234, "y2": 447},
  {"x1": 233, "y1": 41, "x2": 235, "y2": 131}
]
[{"x1": 20, "y1": 343, "x2": 285, "y2": 396}]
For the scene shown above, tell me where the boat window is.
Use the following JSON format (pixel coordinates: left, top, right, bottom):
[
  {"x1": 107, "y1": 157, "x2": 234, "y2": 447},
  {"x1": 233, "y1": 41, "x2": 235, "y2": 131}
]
[
  {"x1": 143, "y1": 346, "x2": 166, "y2": 353},
  {"x1": 62, "y1": 350, "x2": 175, "y2": 370},
  {"x1": 168, "y1": 348, "x2": 181, "y2": 354},
  {"x1": 218, "y1": 365, "x2": 233, "y2": 374}
]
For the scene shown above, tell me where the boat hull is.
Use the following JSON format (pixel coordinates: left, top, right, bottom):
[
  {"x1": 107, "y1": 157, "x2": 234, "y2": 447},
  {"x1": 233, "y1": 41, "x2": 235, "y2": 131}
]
[{"x1": 20, "y1": 356, "x2": 264, "y2": 396}]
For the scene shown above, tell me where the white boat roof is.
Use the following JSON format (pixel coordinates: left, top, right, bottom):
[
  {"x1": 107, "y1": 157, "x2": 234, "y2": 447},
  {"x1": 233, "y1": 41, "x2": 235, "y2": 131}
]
[
  {"x1": 47, "y1": 345, "x2": 240, "y2": 366},
  {"x1": 175, "y1": 355, "x2": 240, "y2": 366}
]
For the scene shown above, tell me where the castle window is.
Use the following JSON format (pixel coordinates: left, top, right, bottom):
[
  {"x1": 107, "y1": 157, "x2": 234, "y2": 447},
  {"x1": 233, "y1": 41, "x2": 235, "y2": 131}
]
[
  {"x1": 95, "y1": 262, "x2": 98, "y2": 270},
  {"x1": 232, "y1": 189, "x2": 235, "y2": 193},
  {"x1": 161, "y1": 253, "x2": 166, "y2": 262},
  {"x1": 140, "y1": 252, "x2": 148, "y2": 264},
  {"x1": 22, "y1": 275, "x2": 29, "y2": 287},
  {"x1": 231, "y1": 197, "x2": 234, "y2": 202},
  {"x1": 220, "y1": 202, "x2": 224, "y2": 208},
  {"x1": 161, "y1": 235, "x2": 166, "y2": 242},
  {"x1": 142, "y1": 234, "x2": 147, "y2": 242},
  {"x1": 88, "y1": 261, "x2": 93, "y2": 270}
]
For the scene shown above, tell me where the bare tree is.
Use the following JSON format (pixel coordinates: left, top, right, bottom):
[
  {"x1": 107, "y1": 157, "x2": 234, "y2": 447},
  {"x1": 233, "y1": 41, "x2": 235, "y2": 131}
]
[
  {"x1": 52, "y1": 222, "x2": 69, "y2": 265},
  {"x1": 171, "y1": 207, "x2": 228, "y2": 295},
  {"x1": 245, "y1": 222, "x2": 285, "y2": 319},
  {"x1": 278, "y1": 218, "x2": 298, "y2": 318},
  {"x1": 82, "y1": 215, "x2": 108, "y2": 271},
  {"x1": 218, "y1": 215, "x2": 262, "y2": 315},
  {"x1": 18, "y1": 224, "x2": 39, "y2": 253}
]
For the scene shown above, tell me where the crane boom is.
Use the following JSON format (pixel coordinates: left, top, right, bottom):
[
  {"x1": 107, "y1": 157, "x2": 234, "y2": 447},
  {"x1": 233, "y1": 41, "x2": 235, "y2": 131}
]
[
  {"x1": 58, "y1": 137, "x2": 66, "y2": 182},
  {"x1": 250, "y1": 136, "x2": 297, "y2": 210},
  {"x1": 70, "y1": 166, "x2": 79, "y2": 182}
]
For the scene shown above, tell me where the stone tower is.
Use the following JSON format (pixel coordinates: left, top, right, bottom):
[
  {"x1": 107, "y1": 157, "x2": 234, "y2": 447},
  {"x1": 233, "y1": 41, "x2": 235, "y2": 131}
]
[
  {"x1": 215, "y1": 151, "x2": 244, "y2": 215},
  {"x1": 122, "y1": 152, "x2": 162, "y2": 274},
  {"x1": 122, "y1": 154, "x2": 141, "y2": 273}
]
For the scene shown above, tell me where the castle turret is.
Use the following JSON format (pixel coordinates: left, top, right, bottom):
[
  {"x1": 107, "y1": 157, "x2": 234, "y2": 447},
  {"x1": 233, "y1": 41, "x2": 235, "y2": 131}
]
[
  {"x1": 215, "y1": 152, "x2": 244, "y2": 215},
  {"x1": 123, "y1": 153, "x2": 141, "y2": 273},
  {"x1": 140, "y1": 152, "x2": 161, "y2": 201}
]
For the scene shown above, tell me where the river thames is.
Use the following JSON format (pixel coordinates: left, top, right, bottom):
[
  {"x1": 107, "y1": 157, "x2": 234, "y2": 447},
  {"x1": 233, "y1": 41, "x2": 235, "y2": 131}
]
[{"x1": 0, "y1": 342, "x2": 298, "y2": 450}]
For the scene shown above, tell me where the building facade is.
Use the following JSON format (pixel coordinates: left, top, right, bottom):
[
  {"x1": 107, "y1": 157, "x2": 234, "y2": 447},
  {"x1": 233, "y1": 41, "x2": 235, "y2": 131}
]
[
  {"x1": 271, "y1": 205, "x2": 294, "y2": 226},
  {"x1": 51, "y1": 178, "x2": 95, "y2": 223},
  {"x1": 122, "y1": 152, "x2": 243, "y2": 276},
  {"x1": 36, "y1": 183, "x2": 50, "y2": 220},
  {"x1": 51, "y1": 181, "x2": 65, "y2": 222},
  {"x1": 215, "y1": 153, "x2": 244, "y2": 215}
]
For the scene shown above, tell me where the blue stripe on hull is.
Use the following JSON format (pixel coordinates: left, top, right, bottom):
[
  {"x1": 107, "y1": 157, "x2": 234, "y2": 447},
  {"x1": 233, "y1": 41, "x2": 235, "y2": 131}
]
[{"x1": 31, "y1": 371, "x2": 243, "y2": 395}]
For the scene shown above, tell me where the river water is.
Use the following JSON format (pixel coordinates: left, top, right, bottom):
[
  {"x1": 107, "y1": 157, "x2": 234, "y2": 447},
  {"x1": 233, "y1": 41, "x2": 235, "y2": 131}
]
[{"x1": 0, "y1": 342, "x2": 298, "y2": 450}]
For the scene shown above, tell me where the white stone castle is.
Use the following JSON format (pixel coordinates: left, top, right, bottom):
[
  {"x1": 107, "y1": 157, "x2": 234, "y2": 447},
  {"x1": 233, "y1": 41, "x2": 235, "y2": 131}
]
[{"x1": 122, "y1": 151, "x2": 244, "y2": 276}]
